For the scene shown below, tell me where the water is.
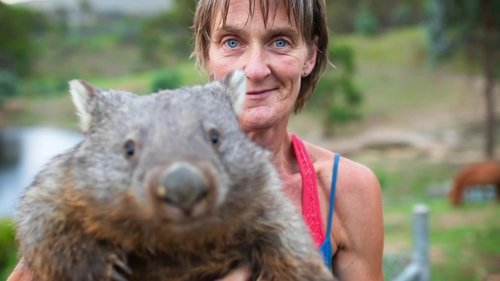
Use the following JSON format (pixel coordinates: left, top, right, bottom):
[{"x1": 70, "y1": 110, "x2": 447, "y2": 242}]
[{"x1": 0, "y1": 126, "x2": 83, "y2": 218}]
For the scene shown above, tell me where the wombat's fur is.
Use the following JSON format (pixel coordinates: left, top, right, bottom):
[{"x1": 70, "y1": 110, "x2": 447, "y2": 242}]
[{"x1": 15, "y1": 71, "x2": 335, "y2": 281}]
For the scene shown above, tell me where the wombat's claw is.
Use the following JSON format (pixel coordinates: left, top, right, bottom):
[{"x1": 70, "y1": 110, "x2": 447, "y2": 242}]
[
  {"x1": 111, "y1": 270, "x2": 129, "y2": 281},
  {"x1": 109, "y1": 253, "x2": 132, "y2": 281}
]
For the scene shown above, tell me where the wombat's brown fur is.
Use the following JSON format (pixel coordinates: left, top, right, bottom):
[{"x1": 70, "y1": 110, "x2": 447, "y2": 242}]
[{"x1": 15, "y1": 71, "x2": 335, "y2": 281}]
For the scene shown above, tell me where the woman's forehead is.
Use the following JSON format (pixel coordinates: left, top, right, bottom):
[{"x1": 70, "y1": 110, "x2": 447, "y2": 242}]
[{"x1": 211, "y1": 0, "x2": 297, "y2": 31}]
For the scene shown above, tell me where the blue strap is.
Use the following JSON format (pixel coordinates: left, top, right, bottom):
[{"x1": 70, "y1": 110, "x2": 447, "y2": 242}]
[{"x1": 319, "y1": 153, "x2": 340, "y2": 270}]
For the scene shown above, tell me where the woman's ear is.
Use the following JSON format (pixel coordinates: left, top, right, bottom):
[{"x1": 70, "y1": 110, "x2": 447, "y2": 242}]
[{"x1": 302, "y1": 36, "x2": 318, "y2": 77}]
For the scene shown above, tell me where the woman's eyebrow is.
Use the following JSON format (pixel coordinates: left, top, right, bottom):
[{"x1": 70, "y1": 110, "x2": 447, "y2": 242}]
[
  {"x1": 266, "y1": 27, "x2": 300, "y2": 40},
  {"x1": 212, "y1": 24, "x2": 246, "y2": 37},
  {"x1": 212, "y1": 25, "x2": 299, "y2": 41}
]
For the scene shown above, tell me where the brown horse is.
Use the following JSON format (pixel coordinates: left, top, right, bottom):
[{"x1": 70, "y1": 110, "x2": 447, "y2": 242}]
[{"x1": 449, "y1": 161, "x2": 500, "y2": 206}]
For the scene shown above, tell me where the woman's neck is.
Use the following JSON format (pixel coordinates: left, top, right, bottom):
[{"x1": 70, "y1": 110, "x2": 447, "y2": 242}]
[
  {"x1": 244, "y1": 120, "x2": 298, "y2": 179},
  {"x1": 244, "y1": 119, "x2": 304, "y2": 209}
]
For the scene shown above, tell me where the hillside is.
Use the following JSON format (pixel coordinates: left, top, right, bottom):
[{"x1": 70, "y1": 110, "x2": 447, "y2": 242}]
[{"x1": 292, "y1": 28, "x2": 499, "y2": 165}]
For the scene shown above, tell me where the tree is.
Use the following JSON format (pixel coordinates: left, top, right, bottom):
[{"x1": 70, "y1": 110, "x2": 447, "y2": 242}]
[
  {"x1": 78, "y1": 0, "x2": 95, "y2": 32},
  {"x1": 426, "y1": 0, "x2": 500, "y2": 159},
  {"x1": 324, "y1": 0, "x2": 424, "y2": 34},
  {"x1": 0, "y1": 3, "x2": 48, "y2": 77},
  {"x1": 309, "y1": 43, "x2": 363, "y2": 136},
  {"x1": 139, "y1": 0, "x2": 195, "y2": 65}
]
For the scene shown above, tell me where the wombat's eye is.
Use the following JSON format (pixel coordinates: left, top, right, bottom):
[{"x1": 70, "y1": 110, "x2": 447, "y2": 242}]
[
  {"x1": 124, "y1": 140, "x2": 135, "y2": 158},
  {"x1": 208, "y1": 128, "x2": 220, "y2": 145}
]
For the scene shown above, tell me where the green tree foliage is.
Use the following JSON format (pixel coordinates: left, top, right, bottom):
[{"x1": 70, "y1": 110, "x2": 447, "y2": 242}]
[
  {"x1": 310, "y1": 43, "x2": 363, "y2": 136},
  {"x1": 0, "y1": 3, "x2": 48, "y2": 77},
  {"x1": 354, "y1": 4, "x2": 380, "y2": 36},
  {"x1": 140, "y1": 0, "x2": 195, "y2": 66},
  {"x1": 425, "y1": 0, "x2": 500, "y2": 159},
  {"x1": 325, "y1": 0, "x2": 424, "y2": 34},
  {"x1": 53, "y1": 6, "x2": 70, "y2": 35},
  {"x1": 150, "y1": 69, "x2": 182, "y2": 92},
  {"x1": 0, "y1": 70, "x2": 19, "y2": 106},
  {"x1": 0, "y1": 219, "x2": 16, "y2": 281}
]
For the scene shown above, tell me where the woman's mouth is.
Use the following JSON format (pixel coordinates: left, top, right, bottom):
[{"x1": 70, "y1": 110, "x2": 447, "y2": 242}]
[{"x1": 246, "y1": 88, "x2": 276, "y2": 97}]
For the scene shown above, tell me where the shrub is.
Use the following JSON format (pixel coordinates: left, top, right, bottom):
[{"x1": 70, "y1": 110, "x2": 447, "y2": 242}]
[
  {"x1": 0, "y1": 219, "x2": 17, "y2": 281},
  {"x1": 0, "y1": 70, "x2": 20, "y2": 106},
  {"x1": 150, "y1": 69, "x2": 182, "y2": 92},
  {"x1": 355, "y1": 5, "x2": 380, "y2": 36},
  {"x1": 309, "y1": 43, "x2": 363, "y2": 135}
]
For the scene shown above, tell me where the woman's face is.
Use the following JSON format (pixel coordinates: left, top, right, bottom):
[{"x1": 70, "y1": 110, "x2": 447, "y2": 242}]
[{"x1": 207, "y1": 0, "x2": 317, "y2": 132}]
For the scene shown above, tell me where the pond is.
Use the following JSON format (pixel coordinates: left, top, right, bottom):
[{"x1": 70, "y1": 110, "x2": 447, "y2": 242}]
[{"x1": 0, "y1": 126, "x2": 83, "y2": 218}]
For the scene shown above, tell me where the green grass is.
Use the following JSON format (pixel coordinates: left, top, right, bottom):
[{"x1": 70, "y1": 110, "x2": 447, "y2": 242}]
[
  {"x1": 331, "y1": 27, "x2": 477, "y2": 126},
  {"x1": 383, "y1": 200, "x2": 500, "y2": 281},
  {"x1": 430, "y1": 203, "x2": 500, "y2": 281},
  {"x1": 361, "y1": 156, "x2": 454, "y2": 203},
  {"x1": 335, "y1": 28, "x2": 428, "y2": 67}
]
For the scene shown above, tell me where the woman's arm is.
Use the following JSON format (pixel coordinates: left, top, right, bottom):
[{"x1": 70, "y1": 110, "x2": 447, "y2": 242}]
[{"x1": 332, "y1": 161, "x2": 384, "y2": 281}]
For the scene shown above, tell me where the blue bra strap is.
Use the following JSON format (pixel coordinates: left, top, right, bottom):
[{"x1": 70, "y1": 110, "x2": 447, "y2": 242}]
[
  {"x1": 319, "y1": 153, "x2": 340, "y2": 269},
  {"x1": 326, "y1": 153, "x2": 340, "y2": 242}
]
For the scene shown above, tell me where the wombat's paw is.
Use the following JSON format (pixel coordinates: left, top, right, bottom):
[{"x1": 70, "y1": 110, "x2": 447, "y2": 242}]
[{"x1": 106, "y1": 253, "x2": 132, "y2": 281}]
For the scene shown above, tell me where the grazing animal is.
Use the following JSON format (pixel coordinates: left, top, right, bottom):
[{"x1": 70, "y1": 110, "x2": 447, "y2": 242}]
[
  {"x1": 15, "y1": 71, "x2": 335, "y2": 281},
  {"x1": 448, "y1": 160, "x2": 500, "y2": 206}
]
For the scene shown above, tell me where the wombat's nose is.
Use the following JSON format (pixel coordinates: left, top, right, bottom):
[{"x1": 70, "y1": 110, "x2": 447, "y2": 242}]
[{"x1": 157, "y1": 162, "x2": 209, "y2": 213}]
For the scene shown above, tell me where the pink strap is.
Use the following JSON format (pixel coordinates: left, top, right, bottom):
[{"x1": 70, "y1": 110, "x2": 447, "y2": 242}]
[{"x1": 290, "y1": 134, "x2": 324, "y2": 247}]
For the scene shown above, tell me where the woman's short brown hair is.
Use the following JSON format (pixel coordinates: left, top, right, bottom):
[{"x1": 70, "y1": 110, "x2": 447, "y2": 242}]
[{"x1": 193, "y1": 0, "x2": 329, "y2": 112}]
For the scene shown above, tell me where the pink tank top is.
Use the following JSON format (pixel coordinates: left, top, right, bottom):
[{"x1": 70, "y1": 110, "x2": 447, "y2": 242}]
[{"x1": 290, "y1": 134, "x2": 324, "y2": 247}]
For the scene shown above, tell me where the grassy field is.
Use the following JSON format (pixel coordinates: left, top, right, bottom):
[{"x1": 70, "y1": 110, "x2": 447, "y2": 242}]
[{"x1": 1, "y1": 27, "x2": 499, "y2": 280}]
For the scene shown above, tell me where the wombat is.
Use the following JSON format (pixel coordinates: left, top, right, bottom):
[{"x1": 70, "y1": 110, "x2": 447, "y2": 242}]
[{"x1": 15, "y1": 71, "x2": 335, "y2": 281}]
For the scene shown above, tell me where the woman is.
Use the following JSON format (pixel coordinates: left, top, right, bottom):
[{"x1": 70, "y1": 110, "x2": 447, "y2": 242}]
[
  {"x1": 8, "y1": 0, "x2": 383, "y2": 280},
  {"x1": 195, "y1": 0, "x2": 383, "y2": 280}
]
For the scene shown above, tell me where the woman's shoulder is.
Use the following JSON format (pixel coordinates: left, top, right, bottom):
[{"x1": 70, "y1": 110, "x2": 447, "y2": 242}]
[{"x1": 302, "y1": 139, "x2": 380, "y2": 201}]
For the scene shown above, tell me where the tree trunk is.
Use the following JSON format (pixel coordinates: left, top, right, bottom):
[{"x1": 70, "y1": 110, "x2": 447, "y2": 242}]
[
  {"x1": 483, "y1": 73, "x2": 496, "y2": 160},
  {"x1": 481, "y1": 0, "x2": 497, "y2": 159}
]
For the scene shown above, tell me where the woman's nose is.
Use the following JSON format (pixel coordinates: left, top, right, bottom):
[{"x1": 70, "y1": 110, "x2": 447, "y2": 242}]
[{"x1": 242, "y1": 46, "x2": 271, "y2": 81}]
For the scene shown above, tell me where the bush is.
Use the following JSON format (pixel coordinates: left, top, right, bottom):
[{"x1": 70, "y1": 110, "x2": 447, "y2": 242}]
[
  {"x1": 309, "y1": 43, "x2": 363, "y2": 135},
  {"x1": 0, "y1": 70, "x2": 20, "y2": 106},
  {"x1": 150, "y1": 69, "x2": 182, "y2": 92},
  {"x1": 0, "y1": 219, "x2": 17, "y2": 281},
  {"x1": 0, "y1": 3, "x2": 48, "y2": 76},
  {"x1": 139, "y1": 0, "x2": 195, "y2": 66},
  {"x1": 355, "y1": 5, "x2": 380, "y2": 36}
]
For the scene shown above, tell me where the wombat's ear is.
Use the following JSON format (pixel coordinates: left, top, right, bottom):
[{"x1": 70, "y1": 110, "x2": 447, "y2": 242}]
[
  {"x1": 223, "y1": 70, "x2": 246, "y2": 115},
  {"x1": 69, "y1": 79, "x2": 98, "y2": 133}
]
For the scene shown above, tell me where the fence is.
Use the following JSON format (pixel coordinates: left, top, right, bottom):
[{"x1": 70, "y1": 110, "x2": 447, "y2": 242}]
[{"x1": 384, "y1": 204, "x2": 430, "y2": 281}]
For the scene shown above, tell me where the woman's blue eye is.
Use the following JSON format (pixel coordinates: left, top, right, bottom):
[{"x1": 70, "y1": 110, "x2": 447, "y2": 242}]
[
  {"x1": 225, "y1": 39, "x2": 239, "y2": 48},
  {"x1": 274, "y1": 39, "x2": 288, "y2": 48}
]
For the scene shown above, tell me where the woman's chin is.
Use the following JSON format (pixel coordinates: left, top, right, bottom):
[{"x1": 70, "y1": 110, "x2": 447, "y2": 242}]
[{"x1": 239, "y1": 107, "x2": 277, "y2": 131}]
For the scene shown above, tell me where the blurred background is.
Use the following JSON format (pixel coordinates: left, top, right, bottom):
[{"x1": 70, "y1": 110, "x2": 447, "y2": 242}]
[{"x1": 0, "y1": 0, "x2": 498, "y2": 280}]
